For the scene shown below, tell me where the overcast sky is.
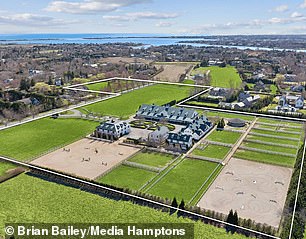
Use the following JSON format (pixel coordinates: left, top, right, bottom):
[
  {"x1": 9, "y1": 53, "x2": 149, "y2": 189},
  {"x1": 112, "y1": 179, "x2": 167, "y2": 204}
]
[{"x1": 1, "y1": 0, "x2": 306, "y2": 35}]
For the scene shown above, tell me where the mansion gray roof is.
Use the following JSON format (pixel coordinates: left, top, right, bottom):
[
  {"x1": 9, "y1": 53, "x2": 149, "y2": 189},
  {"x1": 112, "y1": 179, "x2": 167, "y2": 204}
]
[
  {"x1": 136, "y1": 104, "x2": 198, "y2": 124},
  {"x1": 97, "y1": 121, "x2": 128, "y2": 133},
  {"x1": 167, "y1": 133, "x2": 192, "y2": 143}
]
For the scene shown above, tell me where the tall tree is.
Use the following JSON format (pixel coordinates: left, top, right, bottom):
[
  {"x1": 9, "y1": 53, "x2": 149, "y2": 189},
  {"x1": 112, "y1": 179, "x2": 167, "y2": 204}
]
[{"x1": 170, "y1": 197, "x2": 178, "y2": 215}]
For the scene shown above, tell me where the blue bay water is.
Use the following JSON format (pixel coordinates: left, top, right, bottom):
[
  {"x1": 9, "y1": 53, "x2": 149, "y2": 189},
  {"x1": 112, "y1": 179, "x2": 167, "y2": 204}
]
[{"x1": 0, "y1": 33, "x2": 305, "y2": 52}]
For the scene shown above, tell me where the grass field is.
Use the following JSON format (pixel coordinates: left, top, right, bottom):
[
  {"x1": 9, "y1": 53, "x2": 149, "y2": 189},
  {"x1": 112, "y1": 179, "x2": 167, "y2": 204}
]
[
  {"x1": 82, "y1": 84, "x2": 193, "y2": 119},
  {"x1": 86, "y1": 81, "x2": 109, "y2": 91},
  {"x1": 242, "y1": 141, "x2": 297, "y2": 155},
  {"x1": 257, "y1": 118, "x2": 303, "y2": 127},
  {"x1": 252, "y1": 128, "x2": 301, "y2": 139},
  {"x1": 193, "y1": 144, "x2": 231, "y2": 160},
  {"x1": 183, "y1": 79, "x2": 195, "y2": 84},
  {"x1": 188, "y1": 101, "x2": 219, "y2": 108},
  {"x1": 0, "y1": 162, "x2": 16, "y2": 177},
  {"x1": 255, "y1": 124, "x2": 302, "y2": 132},
  {"x1": 128, "y1": 151, "x2": 175, "y2": 168},
  {"x1": 192, "y1": 66, "x2": 242, "y2": 89},
  {"x1": 247, "y1": 135, "x2": 299, "y2": 146},
  {"x1": 98, "y1": 165, "x2": 157, "y2": 190},
  {"x1": 206, "y1": 130, "x2": 241, "y2": 144},
  {"x1": 205, "y1": 111, "x2": 254, "y2": 121},
  {"x1": 148, "y1": 159, "x2": 219, "y2": 202},
  {"x1": 0, "y1": 174, "x2": 247, "y2": 239},
  {"x1": 0, "y1": 118, "x2": 98, "y2": 161},
  {"x1": 234, "y1": 149, "x2": 296, "y2": 167}
]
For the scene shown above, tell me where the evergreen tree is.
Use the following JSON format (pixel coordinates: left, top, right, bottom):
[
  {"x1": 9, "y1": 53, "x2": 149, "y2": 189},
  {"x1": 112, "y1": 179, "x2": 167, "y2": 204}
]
[
  {"x1": 19, "y1": 79, "x2": 30, "y2": 91},
  {"x1": 226, "y1": 210, "x2": 234, "y2": 233},
  {"x1": 177, "y1": 200, "x2": 185, "y2": 217},
  {"x1": 170, "y1": 197, "x2": 178, "y2": 215}
]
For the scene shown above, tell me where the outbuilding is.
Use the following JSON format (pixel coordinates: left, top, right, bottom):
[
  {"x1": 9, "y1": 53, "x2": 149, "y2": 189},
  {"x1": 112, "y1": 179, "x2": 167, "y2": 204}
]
[{"x1": 227, "y1": 118, "x2": 246, "y2": 127}]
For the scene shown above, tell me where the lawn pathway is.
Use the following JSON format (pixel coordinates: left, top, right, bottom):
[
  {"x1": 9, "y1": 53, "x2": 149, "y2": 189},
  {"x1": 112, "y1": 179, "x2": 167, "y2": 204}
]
[{"x1": 223, "y1": 117, "x2": 258, "y2": 165}]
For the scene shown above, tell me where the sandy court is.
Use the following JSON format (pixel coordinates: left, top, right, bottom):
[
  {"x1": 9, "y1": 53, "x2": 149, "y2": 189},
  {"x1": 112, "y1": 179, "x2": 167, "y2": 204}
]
[
  {"x1": 31, "y1": 138, "x2": 141, "y2": 180},
  {"x1": 198, "y1": 158, "x2": 293, "y2": 228}
]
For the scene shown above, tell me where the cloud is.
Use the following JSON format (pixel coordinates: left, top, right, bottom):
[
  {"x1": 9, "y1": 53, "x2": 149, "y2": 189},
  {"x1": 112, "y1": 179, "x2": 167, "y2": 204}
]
[
  {"x1": 188, "y1": 14, "x2": 306, "y2": 34},
  {"x1": 291, "y1": 12, "x2": 303, "y2": 18},
  {"x1": 273, "y1": 4, "x2": 289, "y2": 12},
  {"x1": 300, "y1": 0, "x2": 306, "y2": 8},
  {"x1": 155, "y1": 21, "x2": 175, "y2": 27},
  {"x1": 0, "y1": 13, "x2": 77, "y2": 27},
  {"x1": 103, "y1": 11, "x2": 179, "y2": 21},
  {"x1": 46, "y1": 0, "x2": 151, "y2": 14}
]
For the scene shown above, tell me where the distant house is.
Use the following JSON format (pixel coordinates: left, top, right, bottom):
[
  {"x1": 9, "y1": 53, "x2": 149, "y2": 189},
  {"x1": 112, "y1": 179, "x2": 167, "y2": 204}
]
[
  {"x1": 238, "y1": 92, "x2": 251, "y2": 102},
  {"x1": 3, "y1": 79, "x2": 13, "y2": 84},
  {"x1": 290, "y1": 85, "x2": 304, "y2": 92},
  {"x1": 94, "y1": 120, "x2": 131, "y2": 141},
  {"x1": 242, "y1": 95, "x2": 261, "y2": 108},
  {"x1": 254, "y1": 81, "x2": 266, "y2": 91},
  {"x1": 277, "y1": 95, "x2": 304, "y2": 112},
  {"x1": 220, "y1": 94, "x2": 260, "y2": 109},
  {"x1": 55, "y1": 78, "x2": 62, "y2": 86},
  {"x1": 148, "y1": 126, "x2": 169, "y2": 146},
  {"x1": 284, "y1": 74, "x2": 297, "y2": 82},
  {"x1": 209, "y1": 88, "x2": 230, "y2": 98}
]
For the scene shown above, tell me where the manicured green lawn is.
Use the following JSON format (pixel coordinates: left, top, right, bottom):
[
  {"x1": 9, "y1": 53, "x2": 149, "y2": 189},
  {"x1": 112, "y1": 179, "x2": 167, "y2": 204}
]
[
  {"x1": 255, "y1": 124, "x2": 302, "y2": 132},
  {"x1": 234, "y1": 149, "x2": 296, "y2": 167},
  {"x1": 148, "y1": 159, "x2": 218, "y2": 202},
  {"x1": 0, "y1": 162, "x2": 16, "y2": 177},
  {"x1": 192, "y1": 66, "x2": 242, "y2": 89},
  {"x1": 183, "y1": 79, "x2": 195, "y2": 84},
  {"x1": 86, "y1": 81, "x2": 108, "y2": 91},
  {"x1": 0, "y1": 174, "x2": 247, "y2": 239},
  {"x1": 242, "y1": 142, "x2": 297, "y2": 155},
  {"x1": 252, "y1": 128, "x2": 301, "y2": 139},
  {"x1": 193, "y1": 144, "x2": 231, "y2": 160},
  {"x1": 128, "y1": 151, "x2": 175, "y2": 168},
  {"x1": 247, "y1": 135, "x2": 299, "y2": 146},
  {"x1": 257, "y1": 118, "x2": 303, "y2": 127},
  {"x1": 205, "y1": 111, "x2": 254, "y2": 121},
  {"x1": 206, "y1": 130, "x2": 241, "y2": 144},
  {"x1": 188, "y1": 101, "x2": 219, "y2": 108},
  {"x1": 0, "y1": 118, "x2": 98, "y2": 161},
  {"x1": 82, "y1": 84, "x2": 193, "y2": 119},
  {"x1": 98, "y1": 165, "x2": 157, "y2": 190}
]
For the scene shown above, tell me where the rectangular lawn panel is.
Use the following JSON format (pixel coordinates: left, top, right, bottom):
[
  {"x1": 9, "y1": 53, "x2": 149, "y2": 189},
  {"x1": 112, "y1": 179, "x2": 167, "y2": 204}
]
[
  {"x1": 242, "y1": 142, "x2": 297, "y2": 155},
  {"x1": 128, "y1": 151, "x2": 175, "y2": 168},
  {"x1": 98, "y1": 165, "x2": 157, "y2": 190},
  {"x1": 193, "y1": 144, "x2": 231, "y2": 160},
  {"x1": 206, "y1": 130, "x2": 241, "y2": 144},
  {"x1": 192, "y1": 66, "x2": 242, "y2": 89},
  {"x1": 0, "y1": 174, "x2": 247, "y2": 239},
  {"x1": 247, "y1": 135, "x2": 299, "y2": 146},
  {"x1": 252, "y1": 128, "x2": 301, "y2": 139},
  {"x1": 86, "y1": 81, "x2": 109, "y2": 91},
  {"x1": 82, "y1": 84, "x2": 193, "y2": 119},
  {"x1": 148, "y1": 159, "x2": 218, "y2": 202},
  {"x1": 0, "y1": 118, "x2": 98, "y2": 161},
  {"x1": 205, "y1": 111, "x2": 254, "y2": 121},
  {"x1": 257, "y1": 118, "x2": 303, "y2": 127},
  {"x1": 234, "y1": 149, "x2": 296, "y2": 167}
]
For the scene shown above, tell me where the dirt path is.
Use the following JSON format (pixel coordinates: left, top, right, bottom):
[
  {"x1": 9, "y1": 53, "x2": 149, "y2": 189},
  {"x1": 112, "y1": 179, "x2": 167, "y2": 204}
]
[{"x1": 223, "y1": 118, "x2": 257, "y2": 165}]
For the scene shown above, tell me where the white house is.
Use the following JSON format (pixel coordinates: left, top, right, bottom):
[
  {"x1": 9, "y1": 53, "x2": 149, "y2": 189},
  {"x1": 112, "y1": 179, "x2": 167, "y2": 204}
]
[{"x1": 94, "y1": 120, "x2": 131, "y2": 141}]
